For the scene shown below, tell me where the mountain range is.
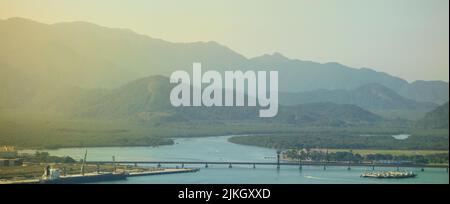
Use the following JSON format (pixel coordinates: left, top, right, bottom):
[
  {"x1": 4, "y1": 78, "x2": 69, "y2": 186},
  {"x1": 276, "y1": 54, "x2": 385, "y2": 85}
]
[
  {"x1": 0, "y1": 17, "x2": 448, "y2": 104},
  {"x1": 279, "y1": 83, "x2": 438, "y2": 111},
  {"x1": 44, "y1": 75, "x2": 385, "y2": 127},
  {"x1": 0, "y1": 17, "x2": 448, "y2": 124}
]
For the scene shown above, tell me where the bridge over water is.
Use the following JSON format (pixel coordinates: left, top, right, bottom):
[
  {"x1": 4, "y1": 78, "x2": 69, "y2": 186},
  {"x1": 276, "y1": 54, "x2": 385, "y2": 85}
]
[{"x1": 86, "y1": 160, "x2": 449, "y2": 172}]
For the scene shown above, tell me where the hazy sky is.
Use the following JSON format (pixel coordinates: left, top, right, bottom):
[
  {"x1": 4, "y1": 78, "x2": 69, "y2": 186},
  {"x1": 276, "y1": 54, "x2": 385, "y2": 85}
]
[{"x1": 1, "y1": 0, "x2": 448, "y2": 82}]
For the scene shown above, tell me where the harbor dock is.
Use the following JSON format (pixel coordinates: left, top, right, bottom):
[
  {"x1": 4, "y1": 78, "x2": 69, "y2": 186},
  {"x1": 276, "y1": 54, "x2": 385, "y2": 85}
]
[{"x1": 0, "y1": 168, "x2": 200, "y2": 184}]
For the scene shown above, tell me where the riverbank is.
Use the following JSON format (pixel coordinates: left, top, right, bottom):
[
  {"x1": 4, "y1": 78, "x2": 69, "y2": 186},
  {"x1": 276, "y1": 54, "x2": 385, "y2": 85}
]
[
  {"x1": 0, "y1": 110, "x2": 302, "y2": 149},
  {"x1": 4, "y1": 110, "x2": 447, "y2": 150},
  {"x1": 228, "y1": 132, "x2": 449, "y2": 151},
  {"x1": 280, "y1": 149, "x2": 448, "y2": 166}
]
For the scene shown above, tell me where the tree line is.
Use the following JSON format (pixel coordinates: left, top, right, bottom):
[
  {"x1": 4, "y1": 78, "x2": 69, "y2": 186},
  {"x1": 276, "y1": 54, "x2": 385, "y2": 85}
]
[{"x1": 283, "y1": 149, "x2": 448, "y2": 164}]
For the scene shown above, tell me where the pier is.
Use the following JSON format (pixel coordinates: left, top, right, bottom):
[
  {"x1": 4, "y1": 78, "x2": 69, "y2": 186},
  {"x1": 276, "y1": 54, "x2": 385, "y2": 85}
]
[{"x1": 0, "y1": 168, "x2": 200, "y2": 184}]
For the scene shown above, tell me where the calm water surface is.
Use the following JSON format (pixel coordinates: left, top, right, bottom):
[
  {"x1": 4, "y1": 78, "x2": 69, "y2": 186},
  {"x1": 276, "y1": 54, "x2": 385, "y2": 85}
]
[{"x1": 20, "y1": 136, "x2": 449, "y2": 184}]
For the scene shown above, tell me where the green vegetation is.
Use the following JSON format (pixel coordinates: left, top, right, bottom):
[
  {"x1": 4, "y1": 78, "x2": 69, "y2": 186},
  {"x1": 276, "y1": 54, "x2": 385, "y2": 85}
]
[
  {"x1": 0, "y1": 111, "x2": 297, "y2": 148},
  {"x1": 327, "y1": 149, "x2": 448, "y2": 156},
  {"x1": 283, "y1": 149, "x2": 448, "y2": 164},
  {"x1": 372, "y1": 110, "x2": 428, "y2": 121},
  {"x1": 416, "y1": 102, "x2": 449, "y2": 129},
  {"x1": 1, "y1": 109, "x2": 448, "y2": 151},
  {"x1": 21, "y1": 151, "x2": 76, "y2": 163},
  {"x1": 228, "y1": 129, "x2": 449, "y2": 150},
  {"x1": 0, "y1": 112, "x2": 174, "y2": 148}
]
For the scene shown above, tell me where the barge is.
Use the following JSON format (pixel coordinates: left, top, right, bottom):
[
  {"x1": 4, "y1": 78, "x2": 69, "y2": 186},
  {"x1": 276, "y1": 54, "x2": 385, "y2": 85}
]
[{"x1": 361, "y1": 171, "x2": 417, "y2": 179}]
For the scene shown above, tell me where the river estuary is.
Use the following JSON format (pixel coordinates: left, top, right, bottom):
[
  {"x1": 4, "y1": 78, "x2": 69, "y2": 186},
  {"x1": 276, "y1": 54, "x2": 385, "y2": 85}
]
[{"x1": 20, "y1": 135, "x2": 449, "y2": 184}]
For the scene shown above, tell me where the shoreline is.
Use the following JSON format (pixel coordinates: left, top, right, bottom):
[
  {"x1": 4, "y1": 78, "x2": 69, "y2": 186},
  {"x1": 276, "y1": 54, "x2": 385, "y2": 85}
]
[
  {"x1": 16, "y1": 133, "x2": 450, "y2": 153},
  {"x1": 16, "y1": 134, "x2": 259, "y2": 151}
]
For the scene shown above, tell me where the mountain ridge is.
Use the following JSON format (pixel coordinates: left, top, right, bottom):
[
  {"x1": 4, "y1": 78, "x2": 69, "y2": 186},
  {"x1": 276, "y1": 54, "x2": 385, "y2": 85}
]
[
  {"x1": 0, "y1": 17, "x2": 448, "y2": 107},
  {"x1": 65, "y1": 75, "x2": 385, "y2": 127},
  {"x1": 279, "y1": 83, "x2": 438, "y2": 111},
  {"x1": 416, "y1": 102, "x2": 449, "y2": 129}
]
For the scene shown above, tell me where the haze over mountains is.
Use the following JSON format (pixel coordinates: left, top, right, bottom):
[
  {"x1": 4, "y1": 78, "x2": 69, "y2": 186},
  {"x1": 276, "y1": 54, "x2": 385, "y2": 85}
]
[
  {"x1": 417, "y1": 102, "x2": 449, "y2": 129},
  {"x1": 43, "y1": 75, "x2": 385, "y2": 127},
  {"x1": 280, "y1": 83, "x2": 437, "y2": 111},
  {"x1": 0, "y1": 17, "x2": 448, "y2": 123}
]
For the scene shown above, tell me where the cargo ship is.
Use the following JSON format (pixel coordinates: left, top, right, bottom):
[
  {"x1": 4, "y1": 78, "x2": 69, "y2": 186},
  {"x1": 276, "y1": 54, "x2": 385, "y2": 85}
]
[
  {"x1": 40, "y1": 168, "x2": 127, "y2": 184},
  {"x1": 39, "y1": 150, "x2": 127, "y2": 184}
]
